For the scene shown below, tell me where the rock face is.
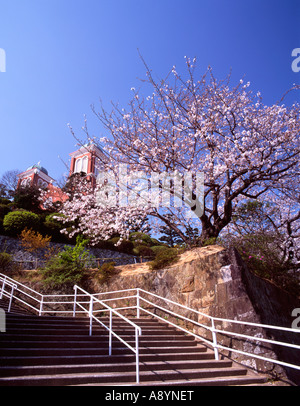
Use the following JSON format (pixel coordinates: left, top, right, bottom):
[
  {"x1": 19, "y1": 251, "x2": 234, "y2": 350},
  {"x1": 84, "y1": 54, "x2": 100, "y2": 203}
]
[
  {"x1": 1, "y1": 235, "x2": 299, "y2": 384},
  {"x1": 94, "y1": 245, "x2": 299, "y2": 384},
  {"x1": 0, "y1": 235, "x2": 138, "y2": 269}
]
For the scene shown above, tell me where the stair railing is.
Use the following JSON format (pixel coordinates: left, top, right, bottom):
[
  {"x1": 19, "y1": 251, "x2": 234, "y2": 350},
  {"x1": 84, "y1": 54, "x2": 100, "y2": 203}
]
[
  {"x1": 94, "y1": 287, "x2": 300, "y2": 374},
  {"x1": 73, "y1": 285, "x2": 142, "y2": 384},
  {"x1": 2, "y1": 272, "x2": 300, "y2": 376},
  {"x1": 0, "y1": 273, "x2": 87, "y2": 316},
  {"x1": 0, "y1": 275, "x2": 17, "y2": 313}
]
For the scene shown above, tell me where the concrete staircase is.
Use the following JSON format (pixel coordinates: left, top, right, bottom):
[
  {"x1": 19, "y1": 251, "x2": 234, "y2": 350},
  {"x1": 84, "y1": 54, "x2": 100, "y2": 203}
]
[{"x1": 0, "y1": 299, "x2": 267, "y2": 386}]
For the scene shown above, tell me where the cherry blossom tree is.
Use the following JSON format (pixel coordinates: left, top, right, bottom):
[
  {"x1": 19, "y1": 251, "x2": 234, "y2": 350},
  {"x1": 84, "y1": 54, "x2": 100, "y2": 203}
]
[
  {"x1": 55, "y1": 58, "x2": 300, "y2": 247},
  {"x1": 42, "y1": 176, "x2": 150, "y2": 245},
  {"x1": 90, "y1": 57, "x2": 300, "y2": 243}
]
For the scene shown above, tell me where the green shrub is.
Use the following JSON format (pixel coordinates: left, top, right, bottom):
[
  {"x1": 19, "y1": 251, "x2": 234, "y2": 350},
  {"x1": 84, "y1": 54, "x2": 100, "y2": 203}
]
[
  {"x1": 149, "y1": 247, "x2": 180, "y2": 270},
  {"x1": 223, "y1": 232, "x2": 300, "y2": 297},
  {"x1": 0, "y1": 203, "x2": 11, "y2": 219},
  {"x1": 97, "y1": 261, "x2": 116, "y2": 284},
  {"x1": 150, "y1": 238, "x2": 163, "y2": 246},
  {"x1": 3, "y1": 210, "x2": 40, "y2": 236},
  {"x1": 129, "y1": 232, "x2": 153, "y2": 247},
  {"x1": 150, "y1": 245, "x2": 169, "y2": 256},
  {"x1": 13, "y1": 185, "x2": 41, "y2": 212},
  {"x1": 0, "y1": 252, "x2": 12, "y2": 272},
  {"x1": 202, "y1": 237, "x2": 218, "y2": 246},
  {"x1": 133, "y1": 245, "x2": 155, "y2": 258},
  {"x1": 0, "y1": 201, "x2": 12, "y2": 234},
  {"x1": 41, "y1": 235, "x2": 94, "y2": 286},
  {"x1": 0, "y1": 198, "x2": 11, "y2": 205},
  {"x1": 43, "y1": 213, "x2": 66, "y2": 241},
  {"x1": 108, "y1": 237, "x2": 134, "y2": 254},
  {"x1": 95, "y1": 239, "x2": 115, "y2": 250},
  {"x1": 44, "y1": 212, "x2": 64, "y2": 229}
]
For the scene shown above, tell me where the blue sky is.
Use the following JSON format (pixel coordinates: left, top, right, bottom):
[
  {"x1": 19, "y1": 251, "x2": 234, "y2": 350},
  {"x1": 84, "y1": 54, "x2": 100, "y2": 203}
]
[{"x1": 0, "y1": 0, "x2": 299, "y2": 183}]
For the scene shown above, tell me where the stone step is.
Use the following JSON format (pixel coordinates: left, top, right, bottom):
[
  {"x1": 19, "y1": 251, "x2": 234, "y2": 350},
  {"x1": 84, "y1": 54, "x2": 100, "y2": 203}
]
[
  {"x1": 0, "y1": 335, "x2": 195, "y2": 347},
  {"x1": 0, "y1": 366, "x2": 250, "y2": 386},
  {"x1": 5, "y1": 313, "x2": 161, "y2": 325},
  {"x1": 94, "y1": 374, "x2": 267, "y2": 387},
  {"x1": 0, "y1": 359, "x2": 234, "y2": 377},
  {"x1": 0, "y1": 296, "x2": 268, "y2": 386},
  {"x1": 4, "y1": 325, "x2": 185, "y2": 336},
  {"x1": 0, "y1": 350, "x2": 216, "y2": 367},
  {"x1": 0, "y1": 340, "x2": 205, "y2": 356}
]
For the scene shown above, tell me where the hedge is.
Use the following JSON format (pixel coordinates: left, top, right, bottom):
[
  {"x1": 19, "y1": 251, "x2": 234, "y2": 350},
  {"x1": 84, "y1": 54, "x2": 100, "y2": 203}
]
[{"x1": 3, "y1": 210, "x2": 40, "y2": 236}]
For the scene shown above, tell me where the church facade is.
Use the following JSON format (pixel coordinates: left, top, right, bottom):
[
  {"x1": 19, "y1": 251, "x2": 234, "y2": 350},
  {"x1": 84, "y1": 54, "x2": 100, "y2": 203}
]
[
  {"x1": 69, "y1": 143, "x2": 106, "y2": 188},
  {"x1": 17, "y1": 143, "x2": 105, "y2": 205}
]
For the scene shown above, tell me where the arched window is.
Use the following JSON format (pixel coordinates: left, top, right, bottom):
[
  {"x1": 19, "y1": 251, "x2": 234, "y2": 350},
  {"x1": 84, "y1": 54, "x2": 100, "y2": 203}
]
[
  {"x1": 25, "y1": 178, "x2": 31, "y2": 187},
  {"x1": 75, "y1": 158, "x2": 82, "y2": 173},
  {"x1": 82, "y1": 156, "x2": 88, "y2": 174}
]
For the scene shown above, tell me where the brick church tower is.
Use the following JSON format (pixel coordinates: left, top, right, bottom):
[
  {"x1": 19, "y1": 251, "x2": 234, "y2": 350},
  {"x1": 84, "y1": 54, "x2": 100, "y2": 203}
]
[
  {"x1": 17, "y1": 142, "x2": 106, "y2": 206},
  {"x1": 17, "y1": 163, "x2": 67, "y2": 204},
  {"x1": 17, "y1": 163, "x2": 55, "y2": 190},
  {"x1": 69, "y1": 142, "x2": 106, "y2": 188}
]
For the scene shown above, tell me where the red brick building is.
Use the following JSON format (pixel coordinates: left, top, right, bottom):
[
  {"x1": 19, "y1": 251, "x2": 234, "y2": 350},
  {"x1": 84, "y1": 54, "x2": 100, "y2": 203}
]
[
  {"x1": 17, "y1": 163, "x2": 68, "y2": 205},
  {"x1": 17, "y1": 143, "x2": 106, "y2": 206},
  {"x1": 17, "y1": 163, "x2": 54, "y2": 190},
  {"x1": 69, "y1": 143, "x2": 106, "y2": 188}
]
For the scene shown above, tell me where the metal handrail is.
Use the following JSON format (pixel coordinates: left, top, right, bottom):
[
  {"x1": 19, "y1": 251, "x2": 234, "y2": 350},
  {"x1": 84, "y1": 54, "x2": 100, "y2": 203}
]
[
  {"x1": 73, "y1": 285, "x2": 142, "y2": 384},
  {"x1": 0, "y1": 273, "x2": 87, "y2": 316},
  {"x1": 0, "y1": 276, "x2": 17, "y2": 313},
  {"x1": 1, "y1": 272, "x2": 299, "y2": 378},
  {"x1": 0, "y1": 275, "x2": 142, "y2": 383},
  {"x1": 95, "y1": 287, "x2": 300, "y2": 373}
]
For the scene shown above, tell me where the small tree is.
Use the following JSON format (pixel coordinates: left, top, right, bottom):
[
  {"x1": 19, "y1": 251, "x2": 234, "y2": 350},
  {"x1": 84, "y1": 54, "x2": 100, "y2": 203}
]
[
  {"x1": 13, "y1": 185, "x2": 42, "y2": 213},
  {"x1": 42, "y1": 235, "x2": 94, "y2": 286},
  {"x1": 43, "y1": 213, "x2": 67, "y2": 242},
  {"x1": 20, "y1": 228, "x2": 51, "y2": 252},
  {"x1": 0, "y1": 169, "x2": 20, "y2": 199},
  {"x1": 159, "y1": 221, "x2": 184, "y2": 247},
  {"x1": 20, "y1": 228, "x2": 52, "y2": 268}
]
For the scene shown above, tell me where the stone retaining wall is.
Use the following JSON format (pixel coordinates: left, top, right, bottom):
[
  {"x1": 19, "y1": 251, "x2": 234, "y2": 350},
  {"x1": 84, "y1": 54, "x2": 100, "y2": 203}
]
[
  {"x1": 0, "y1": 235, "x2": 138, "y2": 269},
  {"x1": 1, "y1": 235, "x2": 299, "y2": 384},
  {"x1": 92, "y1": 245, "x2": 299, "y2": 384}
]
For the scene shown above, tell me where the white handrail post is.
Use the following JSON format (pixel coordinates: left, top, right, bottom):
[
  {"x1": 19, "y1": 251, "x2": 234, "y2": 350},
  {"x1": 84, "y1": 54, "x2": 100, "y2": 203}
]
[
  {"x1": 109, "y1": 309, "x2": 112, "y2": 356},
  {"x1": 89, "y1": 296, "x2": 93, "y2": 336},
  {"x1": 211, "y1": 318, "x2": 219, "y2": 360},
  {"x1": 73, "y1": 285, "x2": 78, "y2": 317},
  {"x1": 8, "y1": 285, "x2": 15, "y2": 313},
  {"x1": 39, "y1": 295, "x2": 44, "y2": 316},
  {"x1": 0, "y1": 276, "x2": 7, "y2": 299},
  {"x1": 137, "y1": 289, "x2": 140, "y2": 319},
  {"x1": 135, "y1": 327, "x2": 140, "y2": 384}
]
